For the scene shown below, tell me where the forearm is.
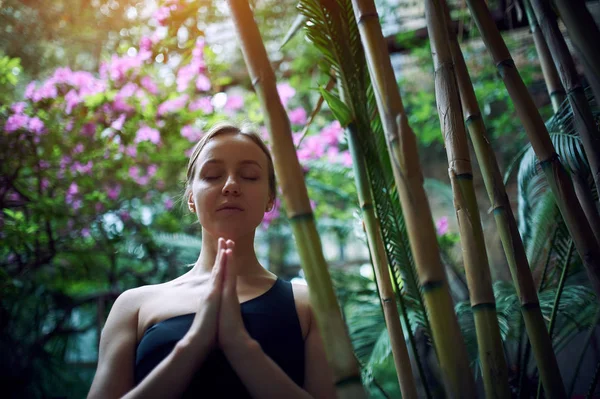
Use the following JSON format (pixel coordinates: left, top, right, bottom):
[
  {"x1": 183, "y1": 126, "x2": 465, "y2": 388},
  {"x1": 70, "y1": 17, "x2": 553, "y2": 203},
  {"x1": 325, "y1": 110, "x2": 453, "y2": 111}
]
[
  {"x1": 122, "y1": 338, "x2": 210, "y2": 399},
  {"x1": 224, "y1": 338, "x2": 313, "y2": 399}
]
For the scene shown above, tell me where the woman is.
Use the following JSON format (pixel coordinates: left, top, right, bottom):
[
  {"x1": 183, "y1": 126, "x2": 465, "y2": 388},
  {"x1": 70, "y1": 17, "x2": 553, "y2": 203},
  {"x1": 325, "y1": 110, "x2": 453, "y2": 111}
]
[{"x1": 88, "y1": 124, "x2": 336, "y2": 398}]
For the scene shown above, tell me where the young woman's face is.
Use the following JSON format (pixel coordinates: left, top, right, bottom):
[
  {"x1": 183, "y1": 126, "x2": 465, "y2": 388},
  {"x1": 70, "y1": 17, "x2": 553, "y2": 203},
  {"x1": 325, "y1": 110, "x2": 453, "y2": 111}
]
[{"x1": 189, "y1": 133, "x2": 273, "y2": 240}]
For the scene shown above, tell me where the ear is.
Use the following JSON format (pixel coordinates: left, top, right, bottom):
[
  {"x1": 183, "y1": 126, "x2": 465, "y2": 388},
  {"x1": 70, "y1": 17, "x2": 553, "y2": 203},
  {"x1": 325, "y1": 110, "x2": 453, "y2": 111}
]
[
  {"x1": 188, "y1": 193, "x2": 195, "y2": 210},
  {"x1": 265, "y1": 197, "x2": 275, "y2": 212}
]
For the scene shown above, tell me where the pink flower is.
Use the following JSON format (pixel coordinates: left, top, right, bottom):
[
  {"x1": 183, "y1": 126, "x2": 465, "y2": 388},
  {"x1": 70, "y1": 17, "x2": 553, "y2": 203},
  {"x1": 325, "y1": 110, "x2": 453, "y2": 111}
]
[
  {"x1": 119, "y1": 210, "x2": 131, "y2": 221},
  {"x1": 147, "y1": 164, "x2": 158, "y2": 177},
  {"x1": 326, "y1": 146, "x2": 339, "y2": 162},
  {"x1": 4, "y1": 114, "x2": 30, "y2": 133},
  {"x1": 107, "y1": 184, "x2": 121, "y2": 200},
  {"x1": 136, "y1": 175, "x2": 150, "y2": 186},
  {"x1": 67, "y1": 182, "x2": 79, "y2": 196},
  {"x1": 135, "y1": 125, "x2": 161, "y2": 144},
  {"x1": 64, "y1": 90, "x2": 80, "y2": 114},
  {"x1": 11, "y1": 102, "x2": 27, "y2": 114},
  {"x1": 436, "y1": 216, "x2": 449, "y2": 236},
  {"x1": 277, "y1": 83, "x2": 296, "y2": 107},
  {"x1": 73, "y1": 161, "x2": 93, "y2": 175},
  {"x1": 141, "y1": 76, "x2": 158, "y2": 95},
  {"x1": 195, "y1": 74, "x2": 211, "y2": 92},
  {"x1": 157, "y1": 95, "x2": 188, "y2": 116},
  {"x1": 318, "y1": 120, "x2": 344, "y2": 146},
  {"x1": 124, "y1": 145, "x2": 137, "y2": 157},
  {"x1": 95, "y1": 202, "x2": 104, "y2": 212},
  {"x1": 129, "y1": 166, "x2": 140, "y2": 179},
  {"x1": 189, "y1": 97, "x2": 213, "y2": 113},
  {"x1": 24, "y1": 82, "x2": 37, "y2": 99},
  {"x1": 339, "y1": 150, "x2": 353, "y2": 167},
  {"x1": 28, "y1": 117, "x2": 46, "y2": 135},
  {"x1": 153, "y1": 6, "x2": 171, "y2": 25},
  {"x1": 39, "y1": 160, "x2": 50, "y2": 169},
  {"x1": 65, "y1": 120, "x2": 74, "y2": 132},
  {"x1": 111, "y1": 114, "x2": 126, "y2": 130},
  {"x1": 164, "y1": 197, "x2": 174, "y2": 210},
  {"x1": 176, "y1": 63, "x2": 198, "y2": 92},
  {"x1": 289, "y1": 107, "x2": 307, "y2": 125},
  {"x1": 181, "y1": 125, "x2": 203, "y2": 142},
  {"x1": 81, "y1": 227, "x2": 91, "y2": 238},
  {"x1": 81, "y1": 123, "x2": 96, "y2": 137},
  {"x1": 224, "y1": 94, "x2": 244, "y2": 112},
  {"x1": 140, "y1": 36, "x2": 153, "y2": 52},
  {"x1": 41, "y1": 178, "x2": 50, "y2": 190}
]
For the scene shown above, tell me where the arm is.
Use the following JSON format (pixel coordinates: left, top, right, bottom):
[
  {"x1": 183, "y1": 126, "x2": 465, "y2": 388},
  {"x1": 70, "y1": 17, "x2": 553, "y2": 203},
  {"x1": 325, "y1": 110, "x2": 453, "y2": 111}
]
[
  {"x1": 223, "y1": 298, "x2": 337, "y2": 399},
  {"x1": 87, "y1": 289, "x2": 211, "y2": 399}
]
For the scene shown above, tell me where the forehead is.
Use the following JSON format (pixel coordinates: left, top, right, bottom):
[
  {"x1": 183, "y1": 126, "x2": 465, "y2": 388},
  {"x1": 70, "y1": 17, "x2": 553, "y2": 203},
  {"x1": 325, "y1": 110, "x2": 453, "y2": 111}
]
[{"x1": 198, "y1": 133, "x2": 268, "y2": 165}]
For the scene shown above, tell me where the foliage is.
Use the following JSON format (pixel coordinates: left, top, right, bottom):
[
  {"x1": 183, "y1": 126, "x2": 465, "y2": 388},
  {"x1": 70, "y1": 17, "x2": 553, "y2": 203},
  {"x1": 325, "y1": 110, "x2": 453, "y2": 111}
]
[{"x1": 0, "y1": 1, "x2": 364, "y2": 395}]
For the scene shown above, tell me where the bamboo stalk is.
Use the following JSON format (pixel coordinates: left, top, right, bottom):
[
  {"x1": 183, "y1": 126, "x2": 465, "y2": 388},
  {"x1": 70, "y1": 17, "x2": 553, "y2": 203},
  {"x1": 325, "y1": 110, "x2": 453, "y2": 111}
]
[
  {"x1": 465, "y1": 0, "x2": 600, "y2": 306},
  {"x1": 443, "y1": 1, "x2": 567, "y2": 396},
  {"x1": 226, "y1": 1, "x2": 365, "y2": 396},
  {"x1": 347, "y1": 122, "x2": 418, "y2": 399},
  {"x1": 522, "y1": 0, "x2": 565, "y2": 113},
  {"x1": 350, "y1": 0, "x2": 476, "y2": 396},
  {"x1": 523, "y1": 0, "x2": 600, "y2": 244},
  {"x1": 553, "y1": 0, "x2": 600, "y2": 104},
  {"x1": 529, "y1": 0, "x2": 600, "y2": 204},
  {"x1": 424, "y1": 1, "x2": 510, "y2": 397}
]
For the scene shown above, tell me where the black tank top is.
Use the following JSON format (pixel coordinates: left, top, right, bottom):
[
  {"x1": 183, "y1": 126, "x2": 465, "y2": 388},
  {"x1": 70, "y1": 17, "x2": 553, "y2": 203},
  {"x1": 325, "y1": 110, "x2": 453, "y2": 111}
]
[{"x1": 134, "y1": 278, "x2": 305, "y2": 398}]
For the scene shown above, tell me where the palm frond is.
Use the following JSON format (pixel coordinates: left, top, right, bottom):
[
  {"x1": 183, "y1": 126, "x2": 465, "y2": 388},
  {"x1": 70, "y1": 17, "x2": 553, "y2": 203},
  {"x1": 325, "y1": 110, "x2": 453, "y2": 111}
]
[{"x1": 298, "y1": 0, "x2": 429, "y2": 341}]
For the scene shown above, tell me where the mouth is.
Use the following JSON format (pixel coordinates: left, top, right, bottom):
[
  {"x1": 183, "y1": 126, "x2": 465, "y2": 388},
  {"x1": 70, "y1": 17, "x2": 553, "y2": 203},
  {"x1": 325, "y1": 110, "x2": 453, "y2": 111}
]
[{"x1": 217, "y1": 205, "x2": 244, "y2": 212}]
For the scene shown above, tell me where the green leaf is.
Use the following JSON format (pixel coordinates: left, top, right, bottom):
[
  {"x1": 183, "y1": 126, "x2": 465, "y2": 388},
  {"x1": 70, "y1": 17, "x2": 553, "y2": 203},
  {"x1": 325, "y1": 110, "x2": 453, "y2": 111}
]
[{"x1": 320, "y1": 88, "x2": 352, "y2": 127}]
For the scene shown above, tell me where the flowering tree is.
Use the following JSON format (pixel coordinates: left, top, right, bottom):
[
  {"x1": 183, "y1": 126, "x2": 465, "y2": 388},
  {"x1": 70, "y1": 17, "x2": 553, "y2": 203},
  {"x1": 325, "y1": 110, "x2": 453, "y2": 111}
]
[{"x1": 0, "y1": 2, "x2": 361, "y2": 394}]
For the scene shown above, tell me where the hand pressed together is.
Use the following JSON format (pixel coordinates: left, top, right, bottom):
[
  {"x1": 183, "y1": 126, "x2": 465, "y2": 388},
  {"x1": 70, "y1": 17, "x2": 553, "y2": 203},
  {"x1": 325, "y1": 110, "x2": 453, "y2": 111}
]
[{"x1": 182, "y1": 238, "x2": 252, "y2": 357}]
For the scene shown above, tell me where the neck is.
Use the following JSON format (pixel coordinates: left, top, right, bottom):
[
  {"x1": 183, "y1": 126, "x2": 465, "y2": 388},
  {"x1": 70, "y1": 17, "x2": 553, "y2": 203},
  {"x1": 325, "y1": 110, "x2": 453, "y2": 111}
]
[{"x1": 191, "y1": 229, "x2": 267, "y2": 278}]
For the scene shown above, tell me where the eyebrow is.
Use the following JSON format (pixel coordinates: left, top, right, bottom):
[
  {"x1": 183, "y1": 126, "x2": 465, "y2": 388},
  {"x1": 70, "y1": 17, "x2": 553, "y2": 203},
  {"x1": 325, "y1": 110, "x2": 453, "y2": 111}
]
[{"x1": 202, "y1": 159, "x2": 263, "y2": 169}]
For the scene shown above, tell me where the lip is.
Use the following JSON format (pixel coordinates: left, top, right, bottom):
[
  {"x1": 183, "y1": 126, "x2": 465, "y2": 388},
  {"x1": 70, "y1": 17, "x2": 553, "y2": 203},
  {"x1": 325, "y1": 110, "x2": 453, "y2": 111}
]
[{"x1": 216, "y1": 204, "x2": 244, "y2": 212}]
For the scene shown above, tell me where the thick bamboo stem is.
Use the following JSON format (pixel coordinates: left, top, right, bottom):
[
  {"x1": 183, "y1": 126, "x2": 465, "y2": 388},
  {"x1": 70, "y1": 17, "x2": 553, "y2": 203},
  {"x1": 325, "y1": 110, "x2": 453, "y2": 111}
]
[
  {"x1": 530, "y1": 0, "x2": 600, "y2": 201},
  {"x1": 572, "y1": 173, "x2": 600, "y2": 245},
  {"x1": 347, "y1": 123, "x2": 418, "y2": 399},
  {"x1": 351, "y1": 0, "x2": 476, "y2": 396},
  {"x1": 226, "y1": 1, "x2": 365, "y2": 396},
  {"x1": 523, "y1": 0, "x2": 565, "y2": 112},
  {"x1": 443, "y1": 1, "x2": 567, "y2": 395},
  {"x1": 424, "y1": 1, "x2": 510, "y2": 397},
  {"x1": 466, "y1": 0, "x2": 600, "y2": 307},
  {"x1": 553, "y1": 0, "x2": 600, "y2": 103}
]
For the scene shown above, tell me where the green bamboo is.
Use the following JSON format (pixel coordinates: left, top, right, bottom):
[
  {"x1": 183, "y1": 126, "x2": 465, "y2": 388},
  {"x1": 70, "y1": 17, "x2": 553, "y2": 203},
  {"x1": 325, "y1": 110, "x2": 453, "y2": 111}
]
[
  {"x1": 522, "y1": 0, "x2": 565, "y2": 113},
  {"x1": 226, "y1": 1, "x2": 365, "y2": 396},
  {"x1": 347, "y1": 122, "x2": 418, "y2": 399},
  {"x1": 553, "y1": 0, "x2": 600, "y2": 104},
  {"x1": 442, "y1": 1, "x2": 566, "y2": 396},
  {"x1": 466, "y1": 0, "x2": 600, "y2": 308},
  {"x1": 524, "y1": 0, "x2": 600, "y2": 245},
  {"x1": 529, "y1": 0, "x2": 600, "y2": 206},
  {"x1": 350, "y1": 0, "x2": 476, "y2": 396},
  {"x1": 424, "y1": 1, "x2": 510, "y2": 397}
]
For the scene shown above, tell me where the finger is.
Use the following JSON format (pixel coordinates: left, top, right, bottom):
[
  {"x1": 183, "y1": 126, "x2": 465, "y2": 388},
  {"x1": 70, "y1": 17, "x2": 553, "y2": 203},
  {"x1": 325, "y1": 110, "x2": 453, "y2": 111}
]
[
  {"x1": 223, "y1": 249, "x2": 236, "y2": 295},
  {"x1": 214, "y1": 249, "x2": 228, "y2": 290},
  {"x1": 211, "y1": 240, "x2": 223, "y2": 279},
  {"x1": 225, "y1": 239, "x2": 235, "y2": 250}
]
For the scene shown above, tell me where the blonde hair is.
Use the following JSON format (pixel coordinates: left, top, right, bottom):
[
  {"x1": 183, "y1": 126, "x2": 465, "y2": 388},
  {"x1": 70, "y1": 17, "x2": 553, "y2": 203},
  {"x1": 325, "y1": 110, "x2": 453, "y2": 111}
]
[{"x1": 183, "y1": 123, "x2": 277, "y2": 208}]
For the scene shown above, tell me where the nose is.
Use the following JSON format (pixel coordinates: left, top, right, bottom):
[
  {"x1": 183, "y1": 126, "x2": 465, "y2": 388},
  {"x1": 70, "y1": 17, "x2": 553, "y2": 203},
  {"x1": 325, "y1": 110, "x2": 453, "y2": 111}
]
[{"x1": 222, "y1": 176, "x2": 240, "y2": 196}]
